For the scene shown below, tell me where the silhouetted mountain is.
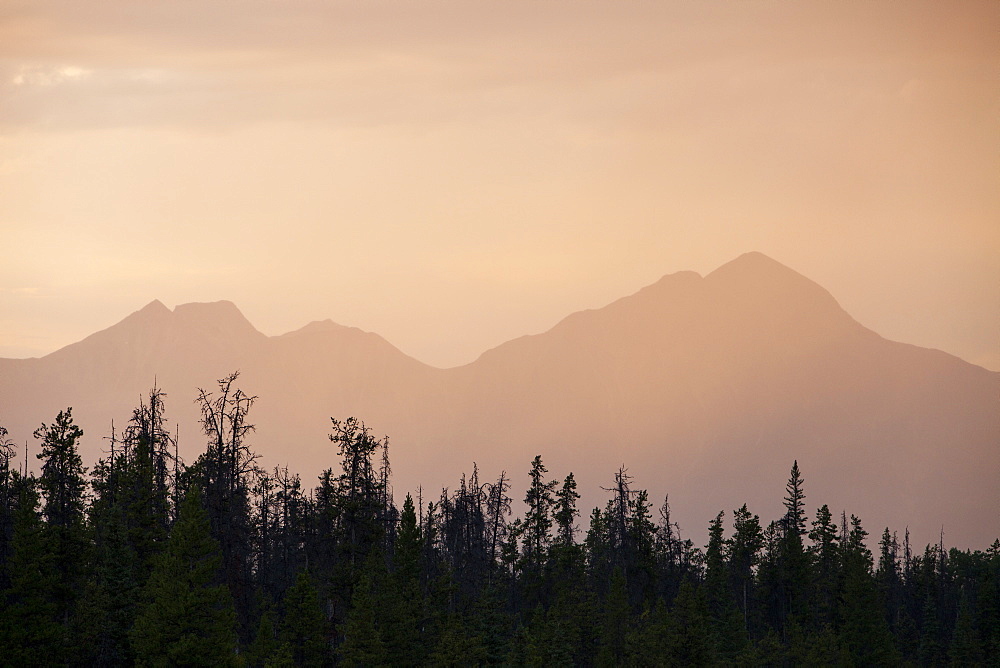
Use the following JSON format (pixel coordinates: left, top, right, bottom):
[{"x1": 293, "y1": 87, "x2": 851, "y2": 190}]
[{"x1": 1, "y1": 253, "x2": 996, "y2": 548}]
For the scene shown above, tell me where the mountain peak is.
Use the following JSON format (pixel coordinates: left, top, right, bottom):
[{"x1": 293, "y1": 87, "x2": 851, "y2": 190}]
[
  {"x1": 708, "y1": 251, "x2": 832, "y2": 299},
  {"x1": 708, "y1": 251, "x2": 801, "y2": 280},
  {"x1": 139, "y1": 299, "x2": 170, "y2": 314},
  {"x1": 115, "y1": 299, "x2": 172, "y2": 330},
  {"x1": 172, "y1": 300, "x2": 264, "y2": 340}
]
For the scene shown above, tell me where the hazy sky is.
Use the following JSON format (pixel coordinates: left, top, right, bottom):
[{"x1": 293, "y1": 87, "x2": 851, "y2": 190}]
[{"x1": 1, "y1": 1, "x2": 997, "y2": 370}]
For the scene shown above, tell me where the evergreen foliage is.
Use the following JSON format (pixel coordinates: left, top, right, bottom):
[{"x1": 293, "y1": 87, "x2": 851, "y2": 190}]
[
  {"x1": 0, "y1": 472, "x2": 63, "y2": 663},
  {"x1": 280, "y1": 570, "x2": 329, "y2": 666},
  {"x1": 130, "y1": 484, "x2": 238, "y2": 666},
  {"x1": 0, "y1": 391, "x2": 995, "y2": 665},
  {"x1": 34, "y1": 407, "x2": 89, "y2": 653}
]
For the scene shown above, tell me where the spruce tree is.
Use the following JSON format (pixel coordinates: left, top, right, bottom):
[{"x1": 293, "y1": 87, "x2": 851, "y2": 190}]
[
  {"x1": 727, "y1": 503, "x2": 762, "y2": 638},
  {"x1": 553, "y1": 472, "x2": 580, "y2": 548},
  {"x1": 34, "y1": 408, "x2": 89, "y2": 658},
  {"x1": 521, "y1": 455, "x2": 556, "y2": 573},
  {"x1": 246, "y1": 609, "x2": 283, "y2": 667},
  {"x1": 664, "y1": 579, "x2": 714, "y2": 666},
  {"x1": 0, "y1": 424, "x2": 16, "y2": 591},
  {"x1": 337, "y1": 566, "x2": 387, "y2": 667},
  {"x1": 596, "y1": 567, "x2": 630, "y2": 667},
  {"x1": 704, "y1": 511, "x2": 745, "y2": 660},
  {"x1": 0, "y1": 473, "x2": 62, "y2": 663},
  {"x1": 279, "y1": 569, "x2": 329, "y2": 666},
  {"x1": 195, "y1": 373, "x2": 258, "y2": 639},
  {"x1": 383, "y1": 494, "x2": 424, "y2": 665},
  {"x1": 838, "y1": 515, "x2": 898, "y2": 665},
  {"x1": 428, "y1": 612, "x2": 487, "y2": 667},
  {"x1": 777, "y1": 460, "x2": 810, "y2": 634},
  {"x1": 948, "y1": 588, "x2": 984, "y2": 666},
  {"x1": 807, "y1": 503, "x2": 840, "y2": 628},
  {"x1": 130, "y1": 484, "x2": 238, "y2": 666},
  {"x1": 77, "y1": 496, "x2": 141, "y2": 665}
]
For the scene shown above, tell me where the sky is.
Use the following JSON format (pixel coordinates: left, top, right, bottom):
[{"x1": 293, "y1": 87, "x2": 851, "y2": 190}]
[{"x1": 1, "y1": 0, "x2": 997, "y2": 371}]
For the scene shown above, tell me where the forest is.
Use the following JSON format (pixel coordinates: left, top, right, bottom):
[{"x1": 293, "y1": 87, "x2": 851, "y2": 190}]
[{"x1": 0, "y1": 374, "x2": 997, "y2": 666}]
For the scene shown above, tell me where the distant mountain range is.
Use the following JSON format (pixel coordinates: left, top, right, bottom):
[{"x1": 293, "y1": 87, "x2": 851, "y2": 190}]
[{"x1": 2, "y1": 252, "x2": 997, "y2": 548}]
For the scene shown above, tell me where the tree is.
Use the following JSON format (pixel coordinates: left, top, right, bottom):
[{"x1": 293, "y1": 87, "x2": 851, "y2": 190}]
[
  {"x1": 383, "y1": 494, "x2": 424, "y2": 665},
  {"x1": 553, "y1": 472, "x2": 580, "y2": 548},
  {"x1": 596, "y1": 567, "x2": 630, "y2": 666},
  {"x1": 78, "y1": 390, "x2": 178, "y2": 664},
  {"x1": 783, "y1": 460, "x2": 807, "y2": 538},
  {"x1": 727, "y1": 504, "x2": 762, "y2": 638},
  {"x1": 337, "y1": 565, "x2": 387, "y2": 667},
  {"x1": 808, "y1": 503, "x2": 840, "y2": 627},
  {"x1": 35, "y1": 408, "x2": 87, "y2": 531},
  {"x1": 34, "y1": 408, "x2": 89, "y2": 652},
  {"x1": 77, "y1": 485, "x2": 142, "y2": 666},
  {"x1": 663, "y1": 579, "x2": 714, "y2": 666},
  {"x1": 777, "y1": 460, "x2": 810, "y2": 633},
  {"x1": 195, "y1": 372, "x2": 258, "y2": 638},
  {"x1": 704, "y1": 511, "x2": 745, "y2": 660},
  {"x1": 949, "y1": 588, "x2": 984, "y2": 665},
  {"x1": 521, "y1": 455, "x2": 556, "y2": 572},
  {"x1": 121, "y1": 387, "x2": 175, "y2": 569},
  {"x1": 0, "y1": 423, "x2": 16, "y2": 591},
  {"x1": 130, "y1": 484, "x2": 238, "y2": 666},
  {"x1": 427, "y1": 613, "x2": 486, "y2": 667},
  {"x1": 0, "y1": 473, "x2": 62, "y2": 662},
  {"x1": 280, "y1": 570, "x2": 329, "y2": 666},
  {"x1": 838, "y1": 515, "x2": 898, "y2": 665}
]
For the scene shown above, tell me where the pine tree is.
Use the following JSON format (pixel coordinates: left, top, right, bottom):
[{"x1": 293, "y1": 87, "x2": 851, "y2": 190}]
[
  {"x1": 0, "y1": 473, "x2": 62, "y2": 662},
  {"x1": 81, "y1": 392, "x2": 176, "y2": 666},
  {"x1": 918, "y1": 589, "x2": 945, "y2": 666},
  {"x1": 703, "y1": 511, "x2": 745, "y2": 660},
  {"x1": 130, "y1": 484, "x2": 238, "y2": 666},
  {"x1": 626, "y1": 598, "x2": 670, "y2": 665},
  {"x1": 195, "y1": 373, "x2": 259, "y2": 640},
  {"x1": 876, "y1": 526, "x2": 902, "y2": 638},
  {"x1": 121, "y1": 387, "x2": 174, "y2": 574},
  {"x1": 337, "y1": 566, "x2": 387, "y2": 667},
  {"x1": 777, "y1": 460, "x2": 810, "y2": 634},
  {"x1": 783, "y1": 461, "x2": 807, "y2": 537},
  {"x1": 553, "y1": 472, "x2": 580, "y2": 548},
  {"x1": 727, "y1": 503, "x2": 762, "y2": 639},
  {"x1": 521, "y1": 455, "x2": 556, "y2": 573},
  {"x1": 34, "y1": 408, "x2": 89, "y2": 657},
  {"x1": 949, "y1": 588, "x2": 984, "y2": 666},
  {"x1": 596, "y1": 567, "x2": 630, "y2": 666},
  {"x1": 428, "y1": 612, "x2": 487, "y2": 667},
  {"x1": 76, "y1": 495, "x2": 142, "y2": 666},
  {"x1": 280, "y1": 570, "x2": 329, "y2": 666},
  {"x1": 472, "y1": 584, "x2": 514, "y2": 666},
  {"x1": 664, "y1": 579, "x2": 714, "y2": 666},
  {"x1": 246, "y1": 609, "x2": 282, "y2": 668},
  {"x1": 808, "y1": 503, "x2": 840, "y2": 628},
  {"x1": 838, "y1": 515, "x2": 898, "y2": 665},
  {"x1": 383, "y1": 494, "x2": 424, "y2": 665},
  {"x1": 0, "y1": 423, "x2": 16, "y2": 592}
]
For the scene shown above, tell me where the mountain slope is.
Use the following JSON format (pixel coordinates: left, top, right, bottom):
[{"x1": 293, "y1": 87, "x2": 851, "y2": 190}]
[
  {"x1": 391, "y1": 253, "x2": 998, "y2": 548},
  {"x1": 1, "y1": 253, "x2": 996, "y2": 548}
]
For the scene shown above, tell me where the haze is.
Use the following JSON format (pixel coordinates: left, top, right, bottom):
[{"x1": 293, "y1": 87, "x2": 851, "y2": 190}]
[{"x1": 1, "y1": 0, "x2": 998, "y2": 371}]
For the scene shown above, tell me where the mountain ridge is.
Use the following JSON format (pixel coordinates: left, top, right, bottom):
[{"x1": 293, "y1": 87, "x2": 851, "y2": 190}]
[{"x1": 1, "y1": 253, "x2": 997, "y2": 549}]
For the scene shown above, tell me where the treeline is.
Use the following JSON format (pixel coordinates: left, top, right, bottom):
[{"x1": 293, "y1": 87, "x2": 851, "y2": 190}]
[{"x1": 0, "y1": 374, "x2": 997, "y2": 666}]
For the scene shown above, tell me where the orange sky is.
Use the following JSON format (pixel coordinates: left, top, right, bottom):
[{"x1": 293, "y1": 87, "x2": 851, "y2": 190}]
[{"x1": 1, "y1": 0, "x2": 997, "y2": 370}]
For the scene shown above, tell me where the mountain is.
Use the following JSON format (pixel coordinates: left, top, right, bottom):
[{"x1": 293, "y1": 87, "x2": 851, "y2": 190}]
[{"x1": 1, "y1": 252, "x2": 997, "y2": 549}]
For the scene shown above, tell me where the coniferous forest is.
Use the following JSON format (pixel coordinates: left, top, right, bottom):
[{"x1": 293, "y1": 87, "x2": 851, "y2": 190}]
[{"x1": 1, "y1": 374, "x2": 997, "y2": 666}]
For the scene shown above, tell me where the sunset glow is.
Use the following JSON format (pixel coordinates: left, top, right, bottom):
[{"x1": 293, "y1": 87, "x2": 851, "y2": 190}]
[{"x1": 1, "y1": 0, "x2": 996, "y2": 370}]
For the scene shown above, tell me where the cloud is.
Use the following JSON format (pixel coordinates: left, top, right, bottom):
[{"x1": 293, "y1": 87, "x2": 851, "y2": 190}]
[
  {"x1": 0, "y1": 286, "x2": 50, "y2": 297},
  {"x1": 10, "y1": 63, "x2": 91, "y2": 86}
]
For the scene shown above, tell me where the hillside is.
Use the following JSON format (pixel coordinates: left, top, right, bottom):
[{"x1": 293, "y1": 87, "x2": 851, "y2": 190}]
[{"x1": 1, "y1": 252, "x2": 997, "y2": 548}]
